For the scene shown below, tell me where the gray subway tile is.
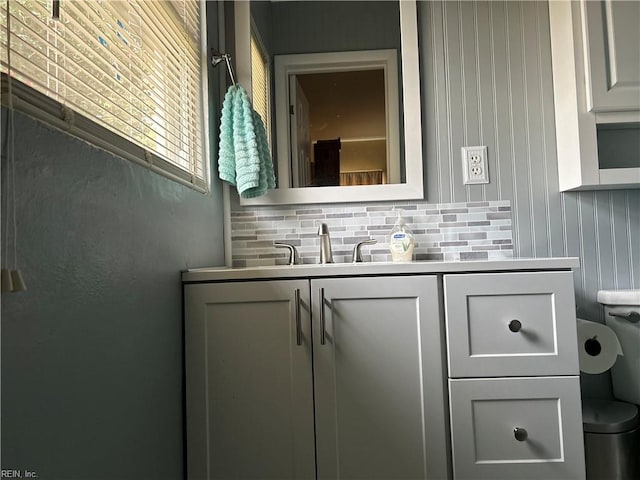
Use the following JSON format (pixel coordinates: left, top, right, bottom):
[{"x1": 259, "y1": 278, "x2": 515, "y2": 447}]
[
  {"x1": 467, "y1": 221, "x2": 490, "y2": 227},
  {"x1": 295, "y1": 209, "x2": 323, "y2": 215},
  {"x1": 460, "y1": 251, "x2": 489, "y2": 260},
  {"x1": 440, "y1": 208, "x2": 469, "y2": 214},
  {"x1": 231, "y1": 235, "x2": 258, "y2": 241},
  {"x1": 487, "y1": 212, "x2": 511, "y2": 220},
  {"x1": 472, "y1": 245, "x2": 501, "y2": 251},
  {"x1": 459, "y1": 232, "x2": 487, "y2": 240}
]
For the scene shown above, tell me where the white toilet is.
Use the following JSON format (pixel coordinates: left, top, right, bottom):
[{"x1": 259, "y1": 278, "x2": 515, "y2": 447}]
[{"x1": 582, "y1": 289, "x2": 640, "y2": 480}]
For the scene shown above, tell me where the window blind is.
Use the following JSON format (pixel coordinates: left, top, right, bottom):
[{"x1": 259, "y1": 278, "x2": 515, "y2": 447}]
[
  {"x1": 250, "y1": 30, "x2": 269, "y2": 144},
  {"x1": 0, "y1": 0, "x2": 208, "y2": 191}
]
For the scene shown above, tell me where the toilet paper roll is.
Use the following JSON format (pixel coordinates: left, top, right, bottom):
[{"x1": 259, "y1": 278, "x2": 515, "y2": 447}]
[{"x1": 577, "y1": 318, "x2": 624, "y2": 374}]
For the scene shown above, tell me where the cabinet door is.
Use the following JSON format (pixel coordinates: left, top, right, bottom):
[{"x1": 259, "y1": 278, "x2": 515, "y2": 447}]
[
  {"x1": 444, "y1": 271, "x2": 579, "y2": 378},
  {"x1": 583, "y1": 0, "x2": 640, "y2": 112},
  {"x1": 449, "y1": 376, "x2": 585, "y2": 480},
  {"x1": 311, "y1": 276, "x2": 450, "y2": 480},
  {"x1": 184, "y1": 281, "x2": 315, "y2": 480}
]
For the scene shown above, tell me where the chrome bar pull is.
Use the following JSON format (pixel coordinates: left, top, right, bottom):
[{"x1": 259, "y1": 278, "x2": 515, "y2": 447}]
[
  {"x1": 608, "y1": 311, "x2": 640, "y2": 323},
  {"x1": 294, "y1": 288, "x2": 302, "y2": 346},
  {"x1": 319, "y1": 288, "x2": 326, "y2": 345}
]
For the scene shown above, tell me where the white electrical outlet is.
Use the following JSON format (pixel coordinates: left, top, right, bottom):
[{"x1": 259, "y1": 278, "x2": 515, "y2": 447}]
[{"x1": 462, "y1": 146, "x2": 489, "y2": 184}]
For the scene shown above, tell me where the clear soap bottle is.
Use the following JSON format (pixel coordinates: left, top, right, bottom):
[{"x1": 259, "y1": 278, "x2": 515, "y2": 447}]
[{"x1": 388, "y1": 209, "x2": 414, "y2": 262}]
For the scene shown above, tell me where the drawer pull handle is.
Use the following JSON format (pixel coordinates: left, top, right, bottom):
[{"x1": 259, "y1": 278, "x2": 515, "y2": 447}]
[
  {"x1": 508, "y1": 319, "x2": 522, "y2": 332},
  {"x1": 513, "y1": 427, "x2": 528, "y2": 441}
]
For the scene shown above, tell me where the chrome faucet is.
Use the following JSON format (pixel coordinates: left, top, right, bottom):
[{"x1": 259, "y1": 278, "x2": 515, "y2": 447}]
[
  {"x1": 318, "y1": 223, "x2": 334, "y2": 264},
  {"x1": 352, "y1": 239, "x2": 377, "y2": 263},
  {"x1": 273, "y1": 241, "x2": 300, "y2": 266}
]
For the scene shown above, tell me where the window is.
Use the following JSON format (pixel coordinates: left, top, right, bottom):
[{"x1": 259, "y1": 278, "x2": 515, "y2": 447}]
[
  {"x1": 250, "y1": 26, "x2": 270, "y2": 147},
  {"x1": 0, "y1": 0, "x2": 208, "y2": 191}
]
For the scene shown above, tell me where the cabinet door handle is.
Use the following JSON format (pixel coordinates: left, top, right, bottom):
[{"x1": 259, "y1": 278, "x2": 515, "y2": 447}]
[
  {"x1": 508, "y1": 319, "x2": 522, "y2": 332},
  {"x1": 513, "y1": 427, "x2": 528, "y2": 441},
  {"x1": 319, "y1": 287, "x2": 326, "y2": 345},
  {"x1": 295, "y1": 288, "x2": 302, "y2": 346}
]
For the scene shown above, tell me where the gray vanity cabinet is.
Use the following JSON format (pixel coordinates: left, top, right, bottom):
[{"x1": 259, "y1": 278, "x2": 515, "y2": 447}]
[
  {"x1": 311, "y1": 276, "x2": 448, "y2": 480},
  {"x1": 444, "y1": 272, "x2": 586, "y2": 480},
  {"x1": 184, "y1": 280, "x2": 316, "y2": 480},
  {"x1": 184, "y1": 275, "x2": 450, "y2": 480}
]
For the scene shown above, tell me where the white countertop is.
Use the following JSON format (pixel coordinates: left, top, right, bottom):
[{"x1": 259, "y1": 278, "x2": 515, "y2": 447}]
[{"x1": 182, "y1": 257, "x2": 580, "y2": 283}]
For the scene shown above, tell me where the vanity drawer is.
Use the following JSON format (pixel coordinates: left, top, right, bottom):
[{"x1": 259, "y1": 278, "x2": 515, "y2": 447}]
[
  {"x1": 449, "y1": 376, "x2": 585, "y2": 480},
  {"x1": 444, "y1": 271, "x2": 579, "y2": 378}
]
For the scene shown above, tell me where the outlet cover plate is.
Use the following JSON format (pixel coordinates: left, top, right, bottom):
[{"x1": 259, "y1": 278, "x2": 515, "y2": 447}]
[{"x1": 462, "y1": 146, "x2": 489, "y2": 185}]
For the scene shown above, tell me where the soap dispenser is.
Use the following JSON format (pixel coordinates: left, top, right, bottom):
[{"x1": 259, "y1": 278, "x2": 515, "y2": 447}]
[{"x1": 388, "y1": 209, "x2": 414, "y2": 262}]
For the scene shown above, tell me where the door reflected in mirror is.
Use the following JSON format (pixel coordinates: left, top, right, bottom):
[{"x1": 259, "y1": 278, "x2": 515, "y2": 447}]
[
  {"x1": 292, "y1": 70, "x2": 389, "y2": 187},
  {"x1": 276, "y1": 50, "x2": 400, "y2": 188}
]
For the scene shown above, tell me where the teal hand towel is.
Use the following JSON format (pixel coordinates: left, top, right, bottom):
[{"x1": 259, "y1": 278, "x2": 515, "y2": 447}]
[{"x1": 218, "y1": 85, "x2": 276, "y2": 198}]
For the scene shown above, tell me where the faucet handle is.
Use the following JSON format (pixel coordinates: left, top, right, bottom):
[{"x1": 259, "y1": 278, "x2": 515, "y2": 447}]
[
  {"x1": 274, "y1": 242, "x2": 300, "y2": 266},
  {"x1": 352, "y1": 239, "x2": 377, "y2": 263}
]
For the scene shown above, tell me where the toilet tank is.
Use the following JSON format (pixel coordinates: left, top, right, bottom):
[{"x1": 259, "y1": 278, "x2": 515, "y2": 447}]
[{"x1": 598, "y1": 289, "x2": 640, "y2": 405}]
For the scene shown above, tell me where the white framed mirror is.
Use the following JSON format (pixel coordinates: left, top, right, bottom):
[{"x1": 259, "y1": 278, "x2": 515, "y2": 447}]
[{"x1": 234, "y1": 0, "x2": 423, "y2": 205}]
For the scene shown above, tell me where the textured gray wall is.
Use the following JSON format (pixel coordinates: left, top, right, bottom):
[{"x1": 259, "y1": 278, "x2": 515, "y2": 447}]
[
  {"x1": 0, "y1": 107, "x2": 224, "y2": 477},
  {"x1": 421, "y1": 1, "x2": 639, "y2": 397}
]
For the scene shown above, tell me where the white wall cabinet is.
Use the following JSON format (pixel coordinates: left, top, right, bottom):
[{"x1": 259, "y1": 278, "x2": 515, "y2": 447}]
[
  {"x1": 581, "y1": 0, "x2": 640, "y2": 112},
  {"x1": 444, "y1": 272, "x2": 586, "y2": 480},
  {"x1": 549, "y1": 0, "x2": 640, "y2": 191},
  {"x1": 185, "y1": 275, "x2": 450, "y2": 480}
]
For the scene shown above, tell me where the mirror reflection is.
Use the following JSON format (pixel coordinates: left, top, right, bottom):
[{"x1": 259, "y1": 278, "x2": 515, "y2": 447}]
[
  {"x1": 297, "y1": 69, "x2": 387, "y2": 187},
  {"x1": 236, "y1": 0, "x2": 424, "y2": 205},
  {"x1": 250, "y1": 1, "x2": 402, "y2": 186},
  {"x1": 276, "y1": 48, "x2": 400, "y2": 188}
]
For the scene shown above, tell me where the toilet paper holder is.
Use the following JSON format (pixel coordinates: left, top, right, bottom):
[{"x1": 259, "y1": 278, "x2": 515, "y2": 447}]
[{"x1": 609, "y1": 311, "x2": 640, "y2": 323}]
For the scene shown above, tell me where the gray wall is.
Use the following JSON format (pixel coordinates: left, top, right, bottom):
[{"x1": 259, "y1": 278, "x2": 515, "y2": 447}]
[
  {"x1": 251, "y1": 1, "x2": 273, "y2": 56},
  {"x1": 0, "y1": 112, "x2": 224, "y2": 478},
  {"x1": 0, "y1": 5, "x2": 225, "y2": 480},
  {"x1": 420, "y1": 1, "x2": 639, "y2": 396},
  {"x1": 270, "y1": 1, "x2": 400, "y2": 55}
]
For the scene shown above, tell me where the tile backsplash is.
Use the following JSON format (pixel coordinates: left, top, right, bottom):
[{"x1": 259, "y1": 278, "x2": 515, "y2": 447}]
[{"x1": 231, "y1": 200, "x2": 513, "y2": 267}]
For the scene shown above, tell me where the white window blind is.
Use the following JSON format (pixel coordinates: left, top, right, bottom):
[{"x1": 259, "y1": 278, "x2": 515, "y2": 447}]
[
  {"x1": 0, "y1": 0, "x2": 208, "y2": 191},
  {"x1": 250, "y1": 29, "x2": 269, "y2": 144}
]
